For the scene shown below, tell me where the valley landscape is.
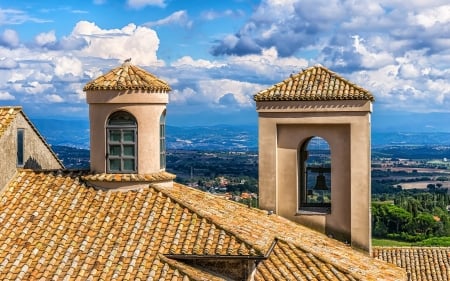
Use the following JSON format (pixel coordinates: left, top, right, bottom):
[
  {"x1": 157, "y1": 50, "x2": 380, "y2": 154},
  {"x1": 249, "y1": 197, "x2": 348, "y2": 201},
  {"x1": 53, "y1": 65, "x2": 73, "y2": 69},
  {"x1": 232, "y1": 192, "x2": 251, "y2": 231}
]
[{"x1": 36, "y1": 119, "x2": 450, "y2": 246}]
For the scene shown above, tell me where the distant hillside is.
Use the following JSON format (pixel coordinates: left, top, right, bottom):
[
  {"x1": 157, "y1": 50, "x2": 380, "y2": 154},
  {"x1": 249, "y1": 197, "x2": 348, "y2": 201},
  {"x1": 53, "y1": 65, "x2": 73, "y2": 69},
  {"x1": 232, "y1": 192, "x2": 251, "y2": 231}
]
[{"x1": 32, "y1": 118, "x2": 450, "y2": 150}]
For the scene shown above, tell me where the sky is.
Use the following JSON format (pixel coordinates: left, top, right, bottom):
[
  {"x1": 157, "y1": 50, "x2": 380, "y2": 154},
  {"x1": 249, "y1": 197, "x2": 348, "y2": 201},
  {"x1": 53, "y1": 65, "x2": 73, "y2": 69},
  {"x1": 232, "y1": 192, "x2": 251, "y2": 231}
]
[{"x1": 0, "y1": 0, "x2": 450, "y2": 129}]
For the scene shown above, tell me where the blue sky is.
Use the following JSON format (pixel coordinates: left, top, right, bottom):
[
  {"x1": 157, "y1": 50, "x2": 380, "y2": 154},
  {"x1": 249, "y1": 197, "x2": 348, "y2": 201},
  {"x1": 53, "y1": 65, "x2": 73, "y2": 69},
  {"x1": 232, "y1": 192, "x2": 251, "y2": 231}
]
[{"x1": 1, "y1": 0, "x2": 450, "y2": 128}]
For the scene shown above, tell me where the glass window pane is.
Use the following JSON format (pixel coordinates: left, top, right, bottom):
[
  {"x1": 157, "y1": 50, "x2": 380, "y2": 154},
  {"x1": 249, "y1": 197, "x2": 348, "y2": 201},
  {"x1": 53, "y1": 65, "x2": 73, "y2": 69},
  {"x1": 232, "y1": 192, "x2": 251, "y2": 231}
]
[
  {"x1": 17, "y1": 129, "x2": 24, "y2": 166},
  {"x1": 123, "y1": 159, "x2": 135, "y2": 171},
  {"x1": 109, "y1": 130, "x2": 121, "y2": 142},
  {"x1": 123, "y1": 145, "x2": 135, "y2": 156},
  {"x1": 123, "y1": 130, "x2": 135, "y2": 142},
  {"x1": 109, "y1": 159, "x2": 121, "y2": 171},
  {"x1": 109, "y1": 145, "x2": 121, "y2": 156},
  {"x1": 108, "y1": 111, "x2": 137, "y2": 126}
]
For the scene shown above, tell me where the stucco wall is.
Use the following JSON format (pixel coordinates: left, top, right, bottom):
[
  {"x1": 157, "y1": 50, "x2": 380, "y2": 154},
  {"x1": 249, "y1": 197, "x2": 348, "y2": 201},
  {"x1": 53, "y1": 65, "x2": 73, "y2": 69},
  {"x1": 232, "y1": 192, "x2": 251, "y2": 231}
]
[
  {"x1": 0, "y1": 113, "x2": 63, "y2": 189},
  {"x1": 87, "y1": 90, "x2": 168, "y2": 174},
  {"x1": 257, "y1": 100, "x2": 372, "y2": 252}
]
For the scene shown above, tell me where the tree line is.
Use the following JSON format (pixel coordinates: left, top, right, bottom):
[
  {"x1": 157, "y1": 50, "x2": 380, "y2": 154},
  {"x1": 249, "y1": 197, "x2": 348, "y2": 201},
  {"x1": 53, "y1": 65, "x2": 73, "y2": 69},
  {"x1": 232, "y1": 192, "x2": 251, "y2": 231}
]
[{"x1": 372, "y1": 190, "x2": 450, "y2": 242}]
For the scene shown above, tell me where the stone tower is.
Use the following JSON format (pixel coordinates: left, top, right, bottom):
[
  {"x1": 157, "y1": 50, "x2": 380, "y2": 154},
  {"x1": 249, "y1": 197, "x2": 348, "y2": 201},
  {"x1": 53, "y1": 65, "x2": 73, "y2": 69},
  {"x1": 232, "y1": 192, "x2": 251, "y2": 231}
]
[
  {"x1": 254, "y1": 65, "x2": 374, "y2": 252},
  {"x1": 83, "y1": 60, "x2": 175, "y2": 190}
]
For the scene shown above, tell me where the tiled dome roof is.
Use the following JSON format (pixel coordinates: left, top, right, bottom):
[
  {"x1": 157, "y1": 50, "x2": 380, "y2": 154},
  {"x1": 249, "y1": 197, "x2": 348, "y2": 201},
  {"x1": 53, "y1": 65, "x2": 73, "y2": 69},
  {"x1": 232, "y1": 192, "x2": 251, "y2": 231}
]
[
  {"x1": 83, "y1": 61, "x2": 171, "y2": 92},
  {"x1": 254, "y1": 65, "x2": 374, "y2": 102}
]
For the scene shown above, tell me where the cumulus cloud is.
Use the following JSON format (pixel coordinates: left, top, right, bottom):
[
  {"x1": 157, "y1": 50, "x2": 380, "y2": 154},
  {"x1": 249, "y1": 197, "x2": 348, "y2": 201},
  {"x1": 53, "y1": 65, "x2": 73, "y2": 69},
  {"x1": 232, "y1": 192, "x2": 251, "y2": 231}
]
[
  {"x1": 0, "y1": 29, "x2": 20, "y2": 48},
  {"x1": 0, "y1": 91, "x2": 15, "y2": 100},
  {"x1": 35, "y1": 31, "x2": 57, "y2": 46},
  {"x1": 144, "y1": 10, "x2": 192, "y2": 28},
  {"x1": 71, "y1": 21, "x2": 160, "y2": 66},
  {"x1": 53, "y1": 56, "x2": 83, "y2": 79}
]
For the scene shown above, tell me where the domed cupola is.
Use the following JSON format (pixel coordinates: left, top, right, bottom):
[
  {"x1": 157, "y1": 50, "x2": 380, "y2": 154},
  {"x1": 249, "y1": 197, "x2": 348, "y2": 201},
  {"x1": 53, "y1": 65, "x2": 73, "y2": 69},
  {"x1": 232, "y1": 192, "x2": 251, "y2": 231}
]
[{"x1": 83, "y1": 59, "x2": 174, "y2": 190}]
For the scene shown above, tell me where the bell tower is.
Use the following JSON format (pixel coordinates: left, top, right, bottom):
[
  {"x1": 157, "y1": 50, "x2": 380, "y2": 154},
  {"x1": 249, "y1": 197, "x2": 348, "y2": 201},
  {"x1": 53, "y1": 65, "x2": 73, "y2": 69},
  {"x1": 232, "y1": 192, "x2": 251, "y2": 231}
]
[
  {"x1": 83, "y1": 60, "x2": 175, "y2": 190},
  {"x1": 255, "y1": 65, "x2": 374, "y2": 252}
]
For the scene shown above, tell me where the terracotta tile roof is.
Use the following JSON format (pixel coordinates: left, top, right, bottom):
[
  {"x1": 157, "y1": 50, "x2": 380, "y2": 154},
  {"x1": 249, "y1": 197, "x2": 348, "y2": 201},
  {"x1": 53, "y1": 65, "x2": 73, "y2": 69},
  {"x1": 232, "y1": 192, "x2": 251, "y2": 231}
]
[
  {"x1": 254, "y1": 65, "x2": 374, "y2": 102},
  {"x1": 0, "y1": 107, "x2": 21, "y2": 138},
  {"x1": 373, "y1": 247, "x2": 450, "y2": 281},
  {"x1": 0, "y1": 170, "x2": 406, "y2": 280},
  {"x1": 83, "y1": 61, "x2": 171, "y2": 92},
  {"x1": 81, "y1": 171, "x2": 176, "y2": 183},
  {"x1": 163, "y1": 183, "x2": 406, "y2": 280}
]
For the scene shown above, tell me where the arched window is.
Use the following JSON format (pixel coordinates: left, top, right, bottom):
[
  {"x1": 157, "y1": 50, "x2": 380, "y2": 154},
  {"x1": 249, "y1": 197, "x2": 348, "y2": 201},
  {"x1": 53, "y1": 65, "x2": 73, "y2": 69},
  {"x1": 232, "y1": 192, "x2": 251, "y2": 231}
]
[
  {"x1": 106, "y1": 111, "x2": 137, "y2": 173},
  {"x1": 160, "y1": 110, "x2": 166, "y2": 169},
  {"x1": 299, "y1": 136, "x2": 331, "y2": 213}
]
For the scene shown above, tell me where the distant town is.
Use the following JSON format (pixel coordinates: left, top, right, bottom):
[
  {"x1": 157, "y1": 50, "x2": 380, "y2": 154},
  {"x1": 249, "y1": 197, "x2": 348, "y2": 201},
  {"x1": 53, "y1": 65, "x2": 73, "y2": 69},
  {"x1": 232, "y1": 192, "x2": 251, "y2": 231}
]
[{"x1": 45, "y1": 123, "x2": 450, "y2": 246}]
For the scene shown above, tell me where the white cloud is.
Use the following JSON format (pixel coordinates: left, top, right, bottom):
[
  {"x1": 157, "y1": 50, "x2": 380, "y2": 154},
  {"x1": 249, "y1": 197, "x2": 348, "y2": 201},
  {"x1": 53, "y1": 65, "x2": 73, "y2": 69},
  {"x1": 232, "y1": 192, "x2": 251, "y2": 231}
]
[
  {"x1": 229, "y1": 47, "x2": 309, "y2": 76},
  {"x1": 170, "y1": 87, "x2": 196, "y2": 105},
  {"x1": 24, "y1": 81, "x2": 53, "y2": 95},
  {"x1": 0, "y1": 29, "x2": 20, "y2": 48},
  {"x1": 0, "y1": 57, "x2": 18, "y2": 69},
  {"x1": 127, "y1": 0, "x2": 166, "y2": 9},
  {"x1": 71, "y1": 21, "x2": 160, "y2": 66},
  {"x1": 53, "y1": 56, "x2": 83, "y2": 78},
  {"x1": 413, "y1": 4, "x2": 450, "y2": 28},
  {"x1": 45, "y1": 94, "x2": 64, "y2": 103},
  {"x1": 0, "y1": 8, "x2": 51, "y2": 25},
  {"x1": 35, "y1": 31, "x2": 57, "y2": 46},
  {"x1": 352, "y1": 35, "x2": 394, "y2": 69},
  {"x1": 0, "y1": 91, "x2": 15, "y2": 100},
  {"x1": 144, "y1": 10, "x2": 192, "y2": 28},
  {"x1": 172, "y1": 56, "x2": 225, "y2": 69}
]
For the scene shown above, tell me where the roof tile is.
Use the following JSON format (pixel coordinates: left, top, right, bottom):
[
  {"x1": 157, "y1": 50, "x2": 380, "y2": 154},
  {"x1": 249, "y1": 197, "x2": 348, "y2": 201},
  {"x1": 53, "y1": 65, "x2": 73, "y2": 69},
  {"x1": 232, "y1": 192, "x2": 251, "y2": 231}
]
[
  {"x1": 83, "y1": 62, "x2": 171, "y2": 92},
  {"x1": 373, "y1": 247, "x2": 450, "y2": 281},
  {"x1": 0, "y1": 170, "x2": 406, "y2": 280},
  {"x1": 0, "y1": 107, "x2": 21, "y2": 138},
  {"x1": 254, "y1": 65, "x2": 374, "y2": 102}
]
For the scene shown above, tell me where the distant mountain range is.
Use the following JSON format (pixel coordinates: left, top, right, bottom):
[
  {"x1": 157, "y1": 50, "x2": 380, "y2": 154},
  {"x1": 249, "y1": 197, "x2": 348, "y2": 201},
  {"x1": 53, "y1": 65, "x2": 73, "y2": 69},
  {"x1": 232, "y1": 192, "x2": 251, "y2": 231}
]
[{"x1": 32, "y1": 117, "x2": 450, "y2": 151}]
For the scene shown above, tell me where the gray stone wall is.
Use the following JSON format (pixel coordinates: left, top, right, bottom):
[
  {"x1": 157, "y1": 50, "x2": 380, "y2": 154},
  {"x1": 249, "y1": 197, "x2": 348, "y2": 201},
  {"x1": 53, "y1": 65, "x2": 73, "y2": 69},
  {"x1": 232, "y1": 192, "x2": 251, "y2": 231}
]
[{"x1": 0, "y1": 113, "x2": 63, "y2": 190}]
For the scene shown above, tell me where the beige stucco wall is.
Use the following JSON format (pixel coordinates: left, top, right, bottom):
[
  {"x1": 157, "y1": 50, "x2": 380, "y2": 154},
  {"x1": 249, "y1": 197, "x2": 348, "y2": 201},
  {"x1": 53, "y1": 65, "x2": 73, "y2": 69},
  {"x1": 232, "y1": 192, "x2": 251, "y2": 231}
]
[
  {"x1": 0, "y1": 113, "x2": 63, "y2": 189},
  {"x1": 86, "y1": 90, "x2": 168, "y2": 174},
  {"x1": 257, "y1": 100, "x2": 372, "y2": 252}
]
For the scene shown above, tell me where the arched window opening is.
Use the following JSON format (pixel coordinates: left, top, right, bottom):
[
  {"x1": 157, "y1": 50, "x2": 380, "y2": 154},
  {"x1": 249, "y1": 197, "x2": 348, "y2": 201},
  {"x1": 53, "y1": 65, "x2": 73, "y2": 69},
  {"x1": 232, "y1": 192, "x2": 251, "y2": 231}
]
[
  {"x1": 160, "y1": 110, "x2": 166, "y2": 169},
  {"x1": 299, "y1": 136, "x2": 331, "y2": 213},
  {"x1": 106, "y1": 111, "x2": 137, "y2": 173}
]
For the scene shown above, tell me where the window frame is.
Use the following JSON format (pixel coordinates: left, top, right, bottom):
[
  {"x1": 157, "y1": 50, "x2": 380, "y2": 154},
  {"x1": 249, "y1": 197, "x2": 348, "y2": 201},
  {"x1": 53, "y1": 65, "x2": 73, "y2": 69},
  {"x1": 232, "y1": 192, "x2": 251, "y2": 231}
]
[
  {"x1": 298, "y1": 136, "x2": 331, "y2": 214},
  {"x1": 160, "y1": 110, "x2": 166, "y2": 169},
  {"x1": 106, "y1": 111, "x2": 137, "y2": 173}
]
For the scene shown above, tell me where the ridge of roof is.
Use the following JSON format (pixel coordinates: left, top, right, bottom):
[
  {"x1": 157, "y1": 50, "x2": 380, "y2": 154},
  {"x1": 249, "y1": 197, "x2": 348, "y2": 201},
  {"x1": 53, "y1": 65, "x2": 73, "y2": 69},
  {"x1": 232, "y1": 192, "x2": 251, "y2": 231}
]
[
  {"x1": 0, "y1": 107, "x2": 64, "y2": 168},
  {"x1": 83, "y1": 62, "x2": 171, "y2": 92},
  {"x1": 0, "y1": 170, "x2": 406, "y2": 280},
  {"x1": 157, "y1": 183, "x2": 406, "y2": 280},
  {"x1": 0, "y1": 106, "x2": 22, "y2": 138},
  {"x1": 253, "y1": 65, "x2": 374, "y2": 102},
  {"x1": 81, "y1": 171, "x2": 176, "y2": 183}
]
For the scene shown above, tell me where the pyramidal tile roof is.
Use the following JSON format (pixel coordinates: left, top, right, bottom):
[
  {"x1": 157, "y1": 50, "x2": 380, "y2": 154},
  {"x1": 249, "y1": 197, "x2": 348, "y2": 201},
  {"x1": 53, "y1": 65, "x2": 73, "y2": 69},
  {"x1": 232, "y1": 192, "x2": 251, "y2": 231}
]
[
  {"x1": 0, "y1": 107, "x2": 21, "y2": 138},
  {"x1": 0, "y1": 170, "x2": 406, "y2": 280},
  {"x1": 83, "y1": 61, "x2": 171, "y2": 92},
  {"x1": 254, "y1": 65, "x2": 374, "y2": 102}
]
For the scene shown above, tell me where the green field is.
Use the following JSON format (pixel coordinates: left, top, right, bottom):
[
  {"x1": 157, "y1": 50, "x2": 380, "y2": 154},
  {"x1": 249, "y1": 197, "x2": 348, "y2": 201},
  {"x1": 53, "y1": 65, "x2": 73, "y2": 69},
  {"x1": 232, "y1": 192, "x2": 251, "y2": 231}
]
[{"x1": 373, "y1": 237, "x2": 450, "y2": 247}]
